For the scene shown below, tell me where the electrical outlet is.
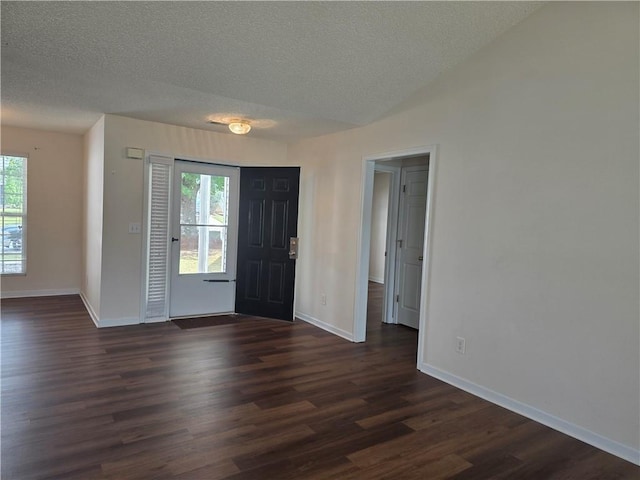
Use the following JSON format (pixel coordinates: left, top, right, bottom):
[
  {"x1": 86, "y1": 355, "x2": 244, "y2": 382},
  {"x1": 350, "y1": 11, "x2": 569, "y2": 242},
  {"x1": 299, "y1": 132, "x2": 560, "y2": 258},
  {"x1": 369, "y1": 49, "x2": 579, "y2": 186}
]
[
  {"x1": 321, "y1": 294, "x2": 327, "y2": 306},
  {"x1": 455, "y1": 336, "x2": 466, "y2": 354}
]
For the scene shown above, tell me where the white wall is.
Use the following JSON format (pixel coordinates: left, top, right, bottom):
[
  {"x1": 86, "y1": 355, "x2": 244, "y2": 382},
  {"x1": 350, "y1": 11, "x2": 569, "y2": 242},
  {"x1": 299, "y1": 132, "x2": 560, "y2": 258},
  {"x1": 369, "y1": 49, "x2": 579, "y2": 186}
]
[
  {"x1": 1, "y1": 126, "x2": 83, "y2": 297},
  {"x1": 82, "y1": 117, "x2": 105, "y2": 318},
  {"x1": 97, "y1": 115, "x2": 288, "y2": 323},
  {"x1": 289, "y1": 2, "x2": 639, "y2": 460},
  {"x1": 368, "y1": 172, "x2": 390, "y2": 283}
]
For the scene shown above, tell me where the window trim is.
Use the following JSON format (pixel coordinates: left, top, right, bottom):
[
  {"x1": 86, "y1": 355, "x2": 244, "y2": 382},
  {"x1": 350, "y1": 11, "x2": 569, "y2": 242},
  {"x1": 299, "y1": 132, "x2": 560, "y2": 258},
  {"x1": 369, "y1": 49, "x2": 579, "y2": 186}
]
[{"x1": 1, "y1": 153, "x2": 28, "y2": 276}]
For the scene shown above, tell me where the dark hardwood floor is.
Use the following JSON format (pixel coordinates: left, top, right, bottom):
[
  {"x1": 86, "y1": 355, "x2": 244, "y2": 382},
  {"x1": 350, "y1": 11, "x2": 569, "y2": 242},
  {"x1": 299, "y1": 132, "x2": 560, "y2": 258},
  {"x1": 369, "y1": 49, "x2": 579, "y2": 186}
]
[{"x1": 1, "y1": 285, "x2": 638, "y2": 479}]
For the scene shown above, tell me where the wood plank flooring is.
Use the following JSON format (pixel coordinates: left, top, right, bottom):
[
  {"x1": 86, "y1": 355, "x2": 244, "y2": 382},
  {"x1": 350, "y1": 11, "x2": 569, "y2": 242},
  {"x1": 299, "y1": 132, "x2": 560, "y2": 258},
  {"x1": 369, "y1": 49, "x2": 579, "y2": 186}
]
[{"x1": 1, "y1": 284, "x2": 638, "y2": 479}]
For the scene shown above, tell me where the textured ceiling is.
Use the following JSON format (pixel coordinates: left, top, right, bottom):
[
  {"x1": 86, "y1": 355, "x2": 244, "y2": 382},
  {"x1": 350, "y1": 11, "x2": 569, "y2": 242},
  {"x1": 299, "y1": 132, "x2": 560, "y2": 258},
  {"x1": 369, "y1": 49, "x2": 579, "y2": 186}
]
[{"x1": 1, "y1": 1, "x2": 542, "y2": 141}]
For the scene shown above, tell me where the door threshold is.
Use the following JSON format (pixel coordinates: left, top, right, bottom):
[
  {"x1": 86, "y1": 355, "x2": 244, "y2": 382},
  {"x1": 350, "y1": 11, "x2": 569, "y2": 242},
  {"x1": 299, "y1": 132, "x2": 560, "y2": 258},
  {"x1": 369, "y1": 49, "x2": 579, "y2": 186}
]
[{"x1": 169, "y1": 311, "x2": 238, "y2": 320}]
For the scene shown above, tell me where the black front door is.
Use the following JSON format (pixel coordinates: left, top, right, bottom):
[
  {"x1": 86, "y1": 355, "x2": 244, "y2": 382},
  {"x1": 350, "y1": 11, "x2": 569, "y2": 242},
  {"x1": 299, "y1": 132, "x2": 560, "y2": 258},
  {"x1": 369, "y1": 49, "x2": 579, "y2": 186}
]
[{"x1": 235, "y1": 167, "x2": 300, "y2": 321}]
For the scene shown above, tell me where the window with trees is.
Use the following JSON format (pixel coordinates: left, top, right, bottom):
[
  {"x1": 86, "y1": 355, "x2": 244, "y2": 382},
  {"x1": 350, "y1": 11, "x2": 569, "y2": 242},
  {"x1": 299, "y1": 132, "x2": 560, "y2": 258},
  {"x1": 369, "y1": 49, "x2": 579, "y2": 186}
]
[
  {"x1": 1, "y1": 155, "x2": 27, "y2": 274},
  {"x1": 179, "y1": 172, "x2": 230, "y2": 274}
]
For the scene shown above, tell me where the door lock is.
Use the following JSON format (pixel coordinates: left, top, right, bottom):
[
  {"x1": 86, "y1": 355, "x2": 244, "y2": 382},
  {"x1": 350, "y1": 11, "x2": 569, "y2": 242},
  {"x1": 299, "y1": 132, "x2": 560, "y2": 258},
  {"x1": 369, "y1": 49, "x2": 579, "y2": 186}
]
[{"x1": 289, "y1": 237, "x2": 299, "y2": 259}]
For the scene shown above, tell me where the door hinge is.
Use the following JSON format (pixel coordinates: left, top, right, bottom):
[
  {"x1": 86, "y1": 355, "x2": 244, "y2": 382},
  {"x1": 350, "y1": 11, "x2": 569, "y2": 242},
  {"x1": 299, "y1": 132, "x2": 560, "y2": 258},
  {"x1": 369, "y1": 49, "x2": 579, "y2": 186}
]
[
  {"x1": 402, "y1": 185, "x2": 406, "y2": 193},
  {"x1": 395, "y1": 294, "x2": 399, "y2": 303}
]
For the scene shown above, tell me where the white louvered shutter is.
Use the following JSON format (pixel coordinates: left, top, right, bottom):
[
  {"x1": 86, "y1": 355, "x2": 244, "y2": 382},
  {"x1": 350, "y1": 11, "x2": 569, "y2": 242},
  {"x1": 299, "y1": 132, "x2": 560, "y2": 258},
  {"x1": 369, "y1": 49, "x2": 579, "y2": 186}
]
[{"x1": 145, "y1": 156, "x2": 172, "y2": 320}]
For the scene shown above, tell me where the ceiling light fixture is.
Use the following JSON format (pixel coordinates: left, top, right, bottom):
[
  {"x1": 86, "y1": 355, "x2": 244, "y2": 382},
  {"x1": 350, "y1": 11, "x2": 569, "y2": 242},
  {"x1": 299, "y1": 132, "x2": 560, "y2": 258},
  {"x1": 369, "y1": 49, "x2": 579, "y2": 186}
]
[{"x1": 228, "y1": 121, "x2": 251, "y2": 135}]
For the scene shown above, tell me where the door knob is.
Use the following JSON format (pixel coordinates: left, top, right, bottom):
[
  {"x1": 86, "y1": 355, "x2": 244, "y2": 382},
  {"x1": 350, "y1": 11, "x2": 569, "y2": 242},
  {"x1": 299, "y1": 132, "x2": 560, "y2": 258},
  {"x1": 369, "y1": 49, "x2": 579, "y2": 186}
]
[
  {"x1": 171, "y1": 237, "x2": 179, "y2": 243},
  {"x1": 418, "y1": 255, "x2": 423, "y2": 261}
]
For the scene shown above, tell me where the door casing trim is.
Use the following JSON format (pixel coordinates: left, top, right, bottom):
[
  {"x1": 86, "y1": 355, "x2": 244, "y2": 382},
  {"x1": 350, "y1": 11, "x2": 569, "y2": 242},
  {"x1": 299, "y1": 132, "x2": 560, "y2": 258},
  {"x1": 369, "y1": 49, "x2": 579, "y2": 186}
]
[{"x1": 373, "y1": 163, "x2": 401, "y2": 325}]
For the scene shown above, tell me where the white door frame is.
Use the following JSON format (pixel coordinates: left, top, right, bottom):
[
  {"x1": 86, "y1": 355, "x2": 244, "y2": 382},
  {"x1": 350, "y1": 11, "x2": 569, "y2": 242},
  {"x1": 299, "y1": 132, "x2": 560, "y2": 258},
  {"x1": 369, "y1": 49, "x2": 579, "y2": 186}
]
[
  {"x1": 373, "y1": 163, "x2": 401, "y2": 324},
  {"x1": 354, "y1": 145, "x2": 437, "y2": 368}
]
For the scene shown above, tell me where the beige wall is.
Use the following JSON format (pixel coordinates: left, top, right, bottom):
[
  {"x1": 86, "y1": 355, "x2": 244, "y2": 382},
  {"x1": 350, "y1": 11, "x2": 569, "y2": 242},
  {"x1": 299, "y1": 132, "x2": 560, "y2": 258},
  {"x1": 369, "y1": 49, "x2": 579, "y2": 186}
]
[
  {"x1": 97, "y1": 115, "x2": 288, "y2": 323},
  {"x1": 1, "y1": 126, "x2": 83, "y2": 296},
  {"x1": 289, "y1": 2, "x2": 639, "y2": 456},
  {"x1": 81, "y1": 117, "x2": 105, "y2": 318},
  {"x1": 369, "y1": 172, "x2": 390, "y2": 283}
]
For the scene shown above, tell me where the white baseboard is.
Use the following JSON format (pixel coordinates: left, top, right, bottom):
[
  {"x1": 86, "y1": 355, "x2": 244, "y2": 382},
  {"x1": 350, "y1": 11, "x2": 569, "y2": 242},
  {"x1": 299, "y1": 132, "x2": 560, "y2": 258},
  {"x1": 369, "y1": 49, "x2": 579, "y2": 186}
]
[
  {"x1": 368, "y1": 276, "x2": 384, "y2": 284},
  {"x1": 1, "y1": 288, "x2": 80, "y2": 299},
  {"x1": 421, "y1": 363, "x2": 640, "y2": 466},
  {"x1": 79, "y1": 291, "x2": 100, "y2": 328},
  {"x1": 295, "y1": 312, "x2": 354, "y2": 342},
  {"x1": 98, "y1": 317, "x2": 141, "y2": 328},
  {"x1": 79, "y1": 292, "x2": 141, "y2": 328}
]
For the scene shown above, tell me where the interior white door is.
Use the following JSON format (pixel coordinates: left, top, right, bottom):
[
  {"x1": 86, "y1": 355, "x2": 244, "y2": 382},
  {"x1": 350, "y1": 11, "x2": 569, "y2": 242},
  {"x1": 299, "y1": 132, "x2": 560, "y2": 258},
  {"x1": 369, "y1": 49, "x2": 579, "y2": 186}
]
[
  {"x1": 395, "y1": 166, "x2": 428, "y2": 329},
  {"x1": 169, "y1": 161, "x2": 239, "y2": 317}
]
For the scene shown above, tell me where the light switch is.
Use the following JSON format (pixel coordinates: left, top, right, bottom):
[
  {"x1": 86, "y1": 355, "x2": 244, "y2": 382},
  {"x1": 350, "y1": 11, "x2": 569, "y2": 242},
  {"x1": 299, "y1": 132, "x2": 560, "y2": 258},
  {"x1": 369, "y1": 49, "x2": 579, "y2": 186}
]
[{"x1": 128, "y1": 222, "x2": 141, "y2": 234}]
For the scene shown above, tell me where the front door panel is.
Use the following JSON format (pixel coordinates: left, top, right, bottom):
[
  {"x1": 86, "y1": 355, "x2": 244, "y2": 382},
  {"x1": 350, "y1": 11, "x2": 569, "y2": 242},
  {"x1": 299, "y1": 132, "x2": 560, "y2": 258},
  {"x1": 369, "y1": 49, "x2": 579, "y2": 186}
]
[
  {"x1": 236, "y1": 167, "x2": 300, "y2": 321},
  {"x1": 169, "y1": 161, "x2": 239, "y2": 317}
]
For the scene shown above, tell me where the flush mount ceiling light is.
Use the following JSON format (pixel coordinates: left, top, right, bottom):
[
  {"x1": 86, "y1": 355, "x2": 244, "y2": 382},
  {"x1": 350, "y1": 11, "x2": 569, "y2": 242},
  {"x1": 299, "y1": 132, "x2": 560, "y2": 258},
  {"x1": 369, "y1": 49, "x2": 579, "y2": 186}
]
[
  {"x1": 227, "y1": 121, "x2": 251, "y2": 135},
  {"x1": 207, "y1": 117, "x2": 253, "y2": 135}
]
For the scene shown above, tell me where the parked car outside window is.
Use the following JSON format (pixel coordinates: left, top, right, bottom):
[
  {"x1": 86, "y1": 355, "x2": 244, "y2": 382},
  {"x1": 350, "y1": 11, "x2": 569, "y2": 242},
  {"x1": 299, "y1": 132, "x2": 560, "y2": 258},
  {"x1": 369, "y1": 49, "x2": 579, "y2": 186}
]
[{"x1": 2, "y1": 225, "x2": 22, "y2": 250}]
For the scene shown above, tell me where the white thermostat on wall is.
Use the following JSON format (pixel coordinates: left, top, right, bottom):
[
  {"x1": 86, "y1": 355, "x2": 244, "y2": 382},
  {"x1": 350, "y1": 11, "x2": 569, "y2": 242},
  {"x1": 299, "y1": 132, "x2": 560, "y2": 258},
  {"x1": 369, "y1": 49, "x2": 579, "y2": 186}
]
[{"x1": 126, "y1": 147, "x2": 144, "y2": 159}]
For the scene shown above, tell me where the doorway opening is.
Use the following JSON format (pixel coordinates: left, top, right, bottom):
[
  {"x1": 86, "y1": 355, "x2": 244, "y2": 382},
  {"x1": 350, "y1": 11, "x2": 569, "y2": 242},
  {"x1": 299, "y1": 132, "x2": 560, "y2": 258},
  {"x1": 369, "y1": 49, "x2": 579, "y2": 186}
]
[
  {"x1": 141, "y1": 156, "x2": 300, "y2": 324},
  {"x1": 355, "y1": 146, "x2": 437, "y2": 368}
]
